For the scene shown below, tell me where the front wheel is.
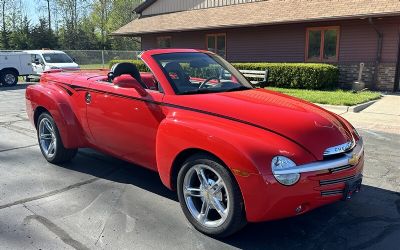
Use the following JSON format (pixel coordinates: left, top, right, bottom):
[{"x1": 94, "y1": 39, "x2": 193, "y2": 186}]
[
  {"x1": 177, "y1": 154, "x2": 246, "y2": 237},
  {"x1": 1, "y1": 70, "x2": 18, "y2": 86},
  {"x1": 37, "y1": 112, "x2": 77, "y2": 163}
]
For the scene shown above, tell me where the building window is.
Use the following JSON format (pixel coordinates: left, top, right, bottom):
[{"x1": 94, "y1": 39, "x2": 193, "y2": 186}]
[
  {"x1": 157, "y1": 36, "x2": 172, "y2": 48},
  {"x1": 206, "y1": 33, "x2": 226, "y2": 58},
  {"x1": 306, "y1": 27, "x2": 340, "y2": 62}
]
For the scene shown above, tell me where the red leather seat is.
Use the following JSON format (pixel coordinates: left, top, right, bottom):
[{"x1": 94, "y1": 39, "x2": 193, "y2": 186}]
[
  {"x1": 113, "y1": 74, "x2": 157, "y2": 90},
  {"x1": 141, "y1": 73, "x2": 157, "y2": 90},
  {"x1": 113, "y1": 75, "x2": 141, "y2": 88}
]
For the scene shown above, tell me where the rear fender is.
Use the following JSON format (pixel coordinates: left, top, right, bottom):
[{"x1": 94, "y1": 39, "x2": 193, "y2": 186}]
[{"x1": 26, "y1": 84, "x2": 87, "y2": 148}]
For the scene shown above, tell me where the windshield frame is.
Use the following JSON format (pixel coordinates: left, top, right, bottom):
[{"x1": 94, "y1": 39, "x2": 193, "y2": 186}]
[{"x1": 151, "y1": 52, "x2": 253, "y2": 95}]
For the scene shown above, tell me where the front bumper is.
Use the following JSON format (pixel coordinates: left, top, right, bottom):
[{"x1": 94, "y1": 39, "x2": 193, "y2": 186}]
[
  {"x1": 244, "y1": 139, "x2": 364, "y2": 222},
  {"x1": 273, "y1": 138, "x2": 364, "y2": 175}
]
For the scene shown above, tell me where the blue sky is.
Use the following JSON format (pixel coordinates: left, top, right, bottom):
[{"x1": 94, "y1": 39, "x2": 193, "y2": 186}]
[{"x1": 23, "y1": 0, "x2": 43, "y2": 24}]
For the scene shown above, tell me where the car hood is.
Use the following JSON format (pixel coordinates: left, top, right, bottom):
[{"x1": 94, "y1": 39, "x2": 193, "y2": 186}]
[
  {"x1": 165, "y1": 88, "x2": 354, "y2": 160},
  {"x1": 46, "y1": 63, "x2": 79, "y2": 69}
]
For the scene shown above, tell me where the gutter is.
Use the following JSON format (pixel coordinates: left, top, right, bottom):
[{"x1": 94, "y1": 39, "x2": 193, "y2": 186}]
[
  {"x1": 111, "y1": 12, "x2": 400, "y2": 37},
  {"x1": 368, "y1": 17, "x2": 383, "y2": 91},
  {"x1": 394, "y1": 31, "x2": 400, "y2": 92}
]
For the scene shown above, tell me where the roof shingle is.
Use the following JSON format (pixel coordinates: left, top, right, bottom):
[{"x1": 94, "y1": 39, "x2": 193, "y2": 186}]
[{"x1": 113, "y1": 0, "x2": 400, "y2": 36}]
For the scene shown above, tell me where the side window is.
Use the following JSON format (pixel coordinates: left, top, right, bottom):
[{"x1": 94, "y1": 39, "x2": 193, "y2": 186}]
[
  {"x1": 31, "y1": 54, "x2": 43, "y2": 64},
  {"x1": 306, "y1": 26, "x2": 340, "y2": 62},
  {"x1": 206, "y1": 33, "x2": 226, "y2": 58},
  {"x1": 157, "y1": 36, "x2": 172, "y2": 48}
]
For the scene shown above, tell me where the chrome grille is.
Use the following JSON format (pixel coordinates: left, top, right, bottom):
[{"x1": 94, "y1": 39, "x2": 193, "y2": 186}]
[
  {"x1": 329, "y1": 164, "x2": 354, "y2": 173},
  {"x1": 320, "y1": 175, "x2": 356, "y2": 186},
  {"x1": 321, "y1": 190, "x2": 343, "y2": 196}
]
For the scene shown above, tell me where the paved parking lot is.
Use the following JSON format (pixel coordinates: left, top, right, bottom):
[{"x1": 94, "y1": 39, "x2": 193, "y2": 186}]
[{"x1": 0, "y1": 83, "x2": 399, "y2": 250}]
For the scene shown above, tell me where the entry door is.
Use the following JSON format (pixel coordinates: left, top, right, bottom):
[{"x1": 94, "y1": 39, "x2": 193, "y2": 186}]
[{"x1": 86, "y1": 81, "x2": 164, "y2": 170}]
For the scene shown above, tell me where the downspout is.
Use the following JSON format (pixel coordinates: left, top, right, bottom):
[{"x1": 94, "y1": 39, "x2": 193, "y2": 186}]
[
  {"x1": 368, "y1": 17, "x2": 383, "y2": 90},
  {"x1": 393, "y1": 31, "x2": 400, "y2": 92}
]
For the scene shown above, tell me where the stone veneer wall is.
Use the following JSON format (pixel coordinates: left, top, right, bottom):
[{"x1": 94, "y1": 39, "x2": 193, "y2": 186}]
[
  {"x1": 377, "y1": 64, "x2": 397, "y2": 91},
  {"x1": 338, "y1": 63, "x2": 397, "y2": 91}
]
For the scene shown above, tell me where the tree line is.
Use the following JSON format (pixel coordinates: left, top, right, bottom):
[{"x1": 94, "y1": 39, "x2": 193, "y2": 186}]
[{"x1": 0, "y1": 0, "x2": 142, "y2": 51}]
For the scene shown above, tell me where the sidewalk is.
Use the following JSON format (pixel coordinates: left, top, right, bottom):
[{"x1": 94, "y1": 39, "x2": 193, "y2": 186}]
[{"x1": 323, "y1": 95, "x2": 400, "y2": 134}]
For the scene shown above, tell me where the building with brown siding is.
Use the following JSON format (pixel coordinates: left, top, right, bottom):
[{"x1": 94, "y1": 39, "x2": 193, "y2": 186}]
[{"x1": 113, "y1": 0, "x2": 400, "y2": 91}]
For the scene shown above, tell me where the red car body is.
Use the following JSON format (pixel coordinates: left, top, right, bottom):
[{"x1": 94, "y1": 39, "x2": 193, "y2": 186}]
[{"x1": 26, "y1": 49, "x2": 364, "y2": 223}]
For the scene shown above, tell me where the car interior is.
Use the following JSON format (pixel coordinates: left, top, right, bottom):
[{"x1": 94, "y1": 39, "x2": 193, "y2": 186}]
[{"x1": 107, "y1": 62, "x2": 159, "y2": 91}]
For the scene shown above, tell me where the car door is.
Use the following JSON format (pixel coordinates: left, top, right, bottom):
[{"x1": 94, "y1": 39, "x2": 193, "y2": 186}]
[
  {"x1": 31, "y1": 54, "x2": 45, "y2": 74},
  {"x1": 86, "y1": 80, "x2": 165, "y2": 170}
]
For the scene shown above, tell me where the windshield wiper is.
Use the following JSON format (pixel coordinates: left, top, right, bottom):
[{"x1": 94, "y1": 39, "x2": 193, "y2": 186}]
[
  {"x1": 178, "y1": 86, "x2": 252, "y2": 95},
  {"x1": 178, "y1": 88, "x2": 224, "y2": 95},
  {"x1": 224, "y1": 86, "x2": 252, "y2": 92}
]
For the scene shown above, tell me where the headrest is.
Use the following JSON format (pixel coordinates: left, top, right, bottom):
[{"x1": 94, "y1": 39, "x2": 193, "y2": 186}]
[
  {"x1": 109, "y1": 63, "x2": 145, "y2": 88},
  {"x1": 164, "y1": 61, "x2": 184, "y2": 73},
  {"x1": 164, "y1": 61, "x2": 190, "y2": 82}
]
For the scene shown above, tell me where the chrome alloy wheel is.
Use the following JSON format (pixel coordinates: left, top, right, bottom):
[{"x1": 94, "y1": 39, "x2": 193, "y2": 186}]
[
  {"x1": 183, "y1": 164, "x2": 230, "y2": 228},
  {"x1": 38, "y1": 118, "x2": 57, "y2": 158},
  {"x1": 4, "y1": 73, "x2": 16, "y2": 85}
]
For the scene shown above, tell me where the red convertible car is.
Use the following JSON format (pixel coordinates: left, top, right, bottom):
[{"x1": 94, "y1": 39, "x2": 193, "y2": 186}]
[{"x1": 26, "y1": 49, "x2": 364, "y2": 237}]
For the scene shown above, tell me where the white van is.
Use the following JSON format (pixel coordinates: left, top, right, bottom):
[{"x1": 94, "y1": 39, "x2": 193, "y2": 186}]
[
  {"x1": 0, "y1": 51, "x2": 34, "y2": 86},
  {"x1": 24, "y1": 50, "x2": 80, "y2": 81}
]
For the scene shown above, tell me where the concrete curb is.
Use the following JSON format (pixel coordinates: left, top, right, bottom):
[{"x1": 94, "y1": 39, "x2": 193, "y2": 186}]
[
  {"x1": 349, "y1": 100, "x2": 378, "y2": 113},
  {"x1": 316, "y1": 99, "x2": 378, "y2": 113}
]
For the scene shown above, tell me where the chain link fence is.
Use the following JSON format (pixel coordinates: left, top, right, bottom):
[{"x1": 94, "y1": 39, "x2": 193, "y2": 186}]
[{"x1": 64, "y1": 50, "x2": 141, "y2": 69}]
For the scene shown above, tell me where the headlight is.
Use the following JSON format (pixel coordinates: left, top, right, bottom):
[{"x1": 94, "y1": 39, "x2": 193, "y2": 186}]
[
  {"x1": 271, "y1": 156, "x2": 300, "y2": 185},
  {"x1": 353, "y1": 127, "x2": 360, "y2": 138}
]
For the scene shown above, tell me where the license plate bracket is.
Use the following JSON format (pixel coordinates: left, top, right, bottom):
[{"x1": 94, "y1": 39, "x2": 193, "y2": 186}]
[{"x1": 342, "y1": 175, "x2": 362, "y2": 200}]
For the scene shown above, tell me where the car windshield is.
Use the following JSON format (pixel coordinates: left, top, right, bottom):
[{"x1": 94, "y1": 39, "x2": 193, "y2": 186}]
[
  {"x1": 152, "y1": 52, "x2": 253, "y2": 94},
  {"x1": 42, "y1": 53, "x2": 74, "y2": 63}
]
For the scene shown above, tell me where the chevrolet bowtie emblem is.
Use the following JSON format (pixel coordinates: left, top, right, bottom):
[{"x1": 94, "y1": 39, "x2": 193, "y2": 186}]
[{"x1": 348, "y1": 153, "x2": 360, "y2": 165}]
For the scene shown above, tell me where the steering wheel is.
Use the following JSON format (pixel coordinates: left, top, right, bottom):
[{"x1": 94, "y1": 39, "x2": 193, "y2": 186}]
[{"x1": 198, "y1": 76, "x2": 220, "y2": 89}]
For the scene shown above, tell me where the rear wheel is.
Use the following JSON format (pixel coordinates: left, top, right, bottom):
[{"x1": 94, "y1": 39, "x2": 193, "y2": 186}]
[
  {"x1": 177, "y1": 154, "x2": 246, "y2": 237},
  {"x1": 37, "y1": 112, "x2": 77, "y2": 163},
  {"x1": 0, "y1": 70, "x2": 18, "y2": 86}
]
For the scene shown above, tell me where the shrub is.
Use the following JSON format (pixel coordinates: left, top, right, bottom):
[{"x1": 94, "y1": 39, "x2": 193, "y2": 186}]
[
  {"x1": 232, "y1": 63, "x2": 339, "y2": 89},
  {"x1": 109, "y1": 59, "x2": 150, "y2": 72},
  {"x1": 109, "y1": 60, "x2": 339, "y2": 90}
]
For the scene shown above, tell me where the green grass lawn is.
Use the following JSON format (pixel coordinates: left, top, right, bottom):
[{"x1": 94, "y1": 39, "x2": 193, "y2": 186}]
[
  {"x1": 80, "y1": 64, "x2": 107, "y2": 69},
  {"x1": 267, "y1": 87, "x2": 382, "y2": 106}
]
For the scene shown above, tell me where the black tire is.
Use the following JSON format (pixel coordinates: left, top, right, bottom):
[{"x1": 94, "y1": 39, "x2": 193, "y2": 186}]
[
  {"x1": 0, "y1": 70, "x2": 18, "y2": 86},
  {"x1": 177, "y1": 153, "x2": 246, "y2": 237},
  {"x1": 37, "y1": 112, "x2": 77, "y2": 163}
]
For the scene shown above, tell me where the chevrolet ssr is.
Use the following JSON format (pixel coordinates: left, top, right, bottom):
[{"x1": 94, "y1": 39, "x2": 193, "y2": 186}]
[{"x1": 26, "y1": 49, "x2": 364, "y2": 237}]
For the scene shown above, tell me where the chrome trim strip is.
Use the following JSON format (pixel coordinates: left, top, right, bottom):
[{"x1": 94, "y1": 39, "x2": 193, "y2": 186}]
[
  {"x1": 273, "y1": 138, "x2": 363, "y2": 175},
  {"x1": 323, "y1": 140, "x2": 354, "y2": 156}
]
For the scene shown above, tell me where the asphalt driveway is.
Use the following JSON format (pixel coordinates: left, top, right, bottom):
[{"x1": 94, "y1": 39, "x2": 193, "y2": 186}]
[{"x1": 0, "y1": 83, "x2": 399, "y2": 249}]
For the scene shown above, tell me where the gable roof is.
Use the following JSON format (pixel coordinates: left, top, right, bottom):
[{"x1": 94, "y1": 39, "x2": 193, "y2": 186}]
[{"x1": 114, "y1": 0, "x2": 400, "y2": 36}]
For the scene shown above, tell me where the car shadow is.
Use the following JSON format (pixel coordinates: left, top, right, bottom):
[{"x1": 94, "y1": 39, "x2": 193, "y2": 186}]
[
  {"x1": 57, "y1": 148, "x2": 400, "y2": 250},
  {"x1": 59, "y1": 148, "x2": 178, "y2": 201}
]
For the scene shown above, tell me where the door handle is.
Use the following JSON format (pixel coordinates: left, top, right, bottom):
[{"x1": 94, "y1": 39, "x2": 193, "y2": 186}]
[{"x1": 85, "y1": 92, "x2": 91, "y2": 104}]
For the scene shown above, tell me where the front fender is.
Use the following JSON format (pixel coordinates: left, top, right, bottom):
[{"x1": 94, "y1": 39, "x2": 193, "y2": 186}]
[
  {"x1": 155, "y1": 112, "x2": 315, "y2": 221},
  {"x1": 26, "y1": 84, "x2": 87, "y2": 148}
]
